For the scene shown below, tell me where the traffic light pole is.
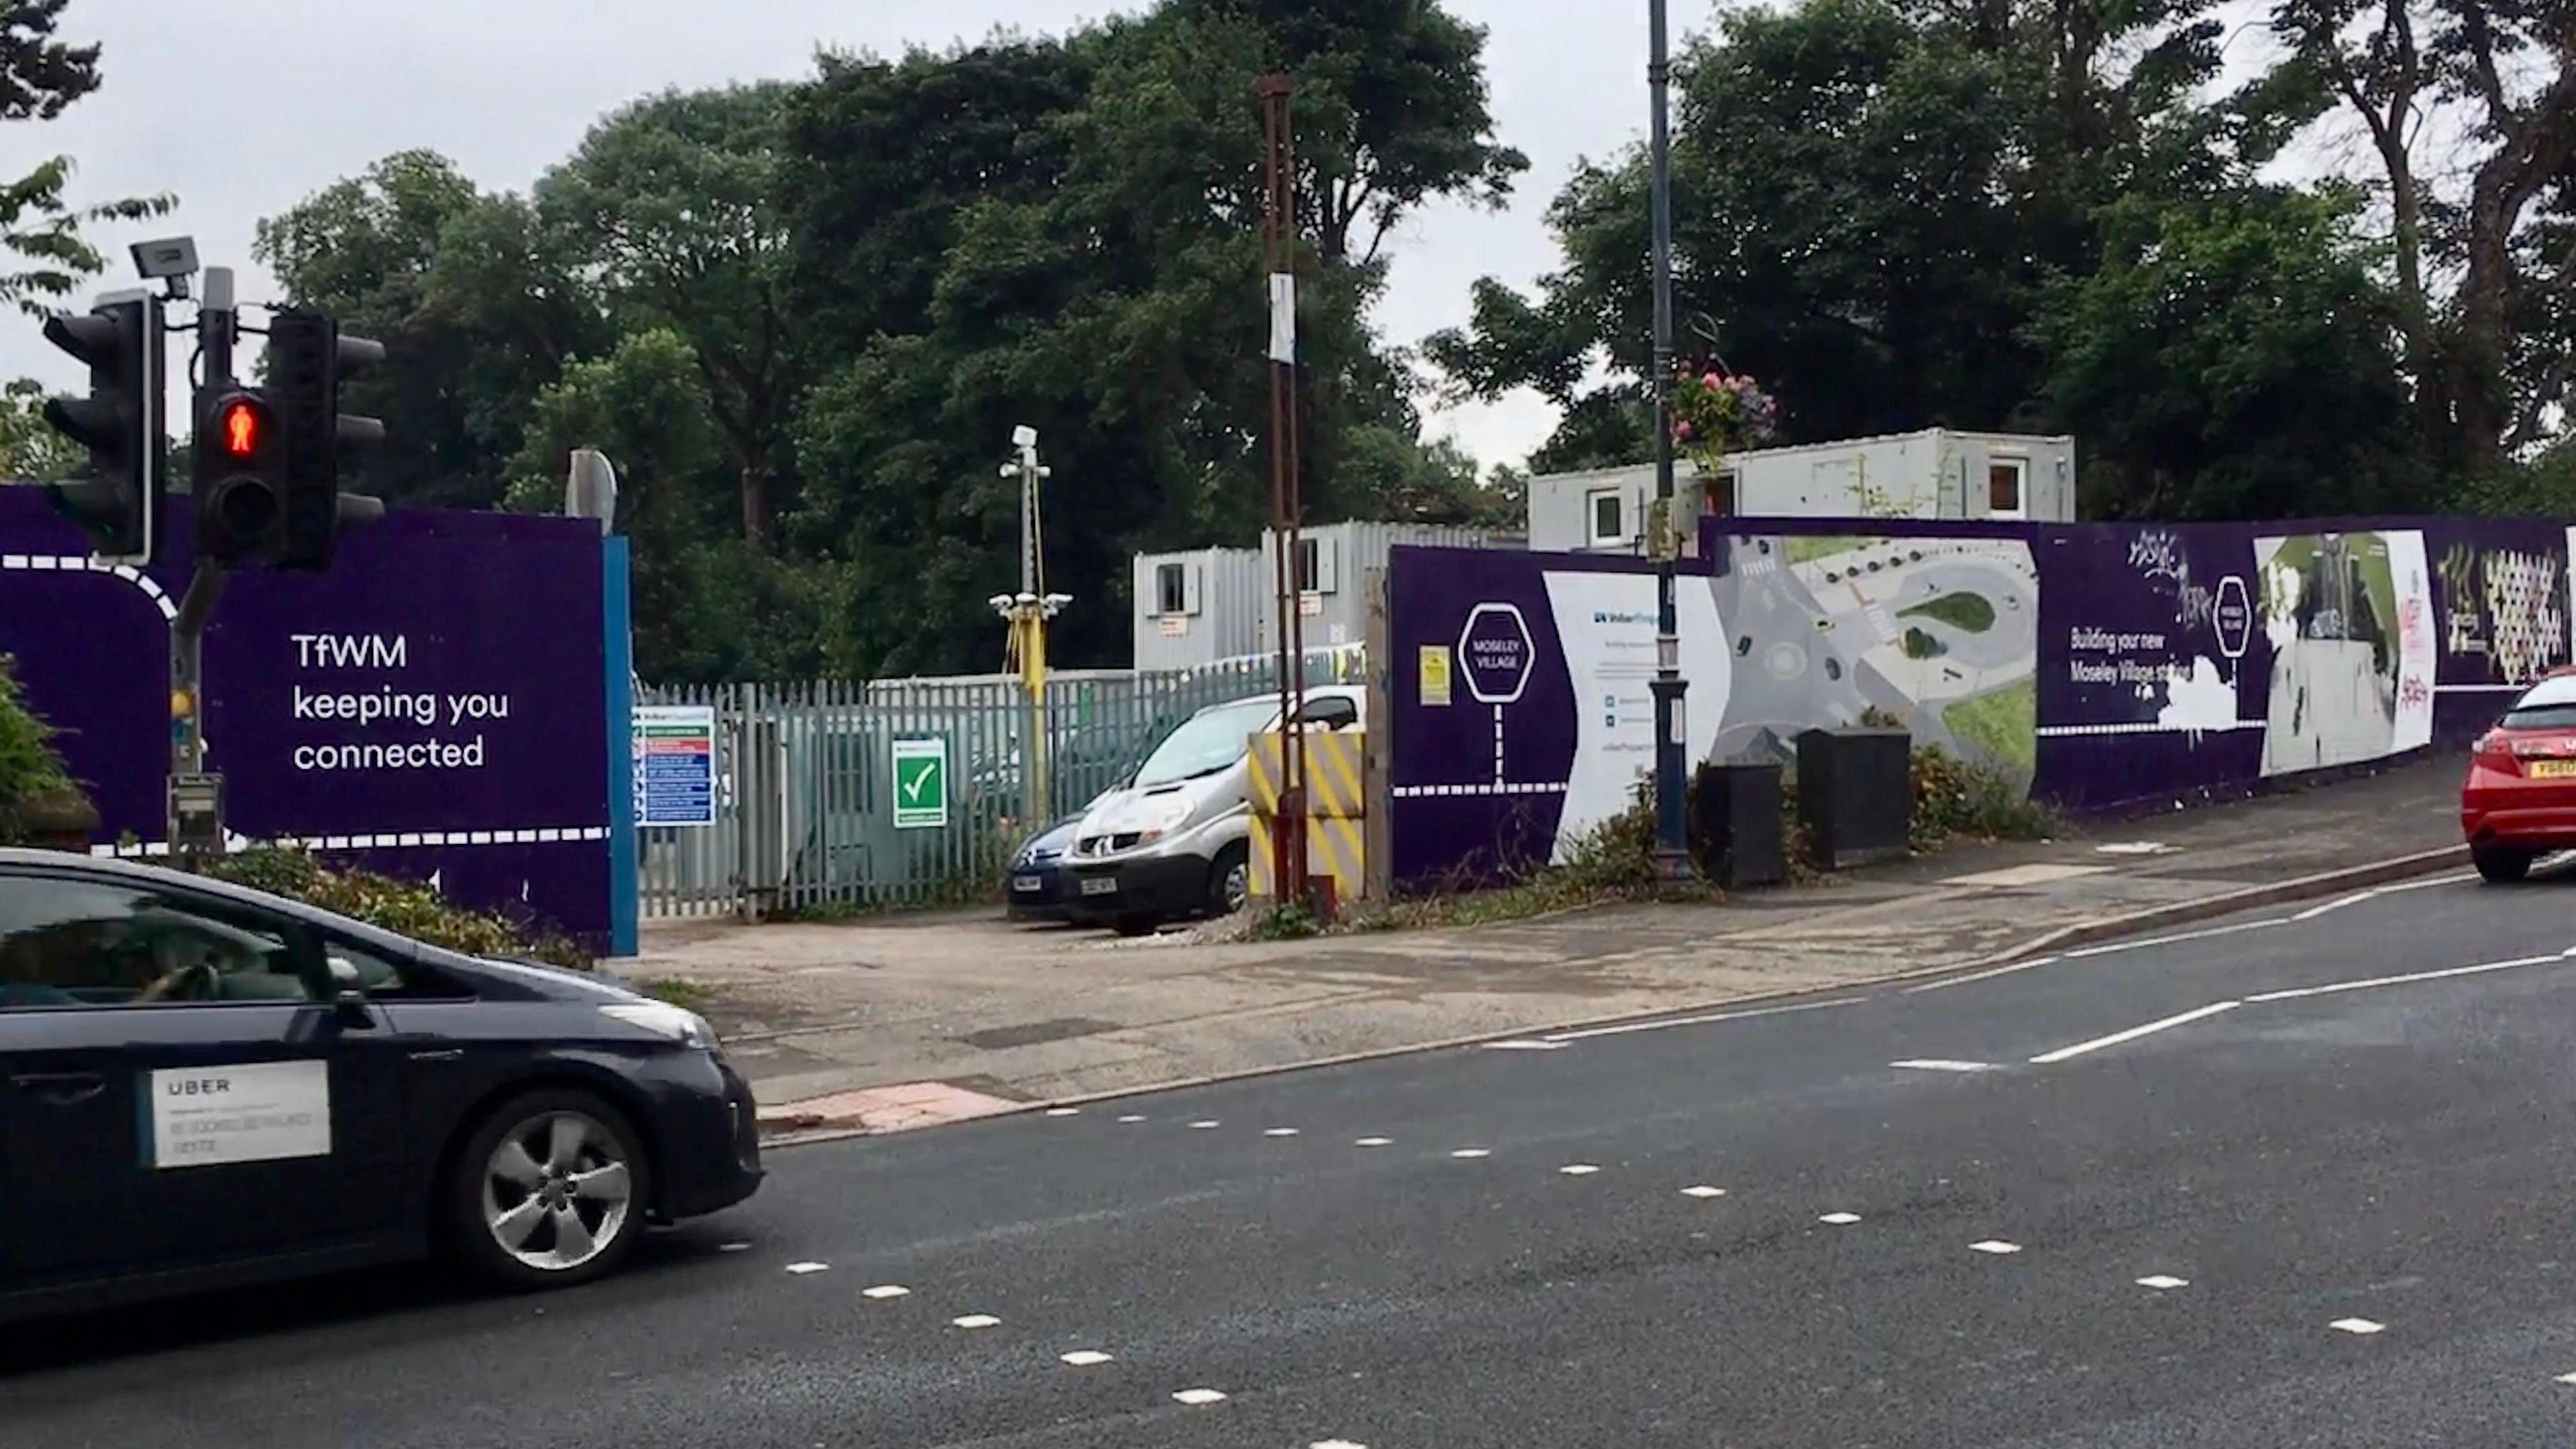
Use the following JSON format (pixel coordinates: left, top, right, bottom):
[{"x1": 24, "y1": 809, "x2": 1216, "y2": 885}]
[{"x1": 168, "y1": 268, "x2": 234, "y2": 861}]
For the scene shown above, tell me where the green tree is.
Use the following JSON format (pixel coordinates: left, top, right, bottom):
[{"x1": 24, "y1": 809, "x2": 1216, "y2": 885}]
[
  {"x1": 256, "y1": 152, "x2": 600, "y2": 508},
  {"x1": 537, "y1": 84, "x2": 801, "y2": 547},
  {"x1": 2, "y1": 1, "x2": 170, "y2": 319},
  {"x1": 503, "y1": 329, "x2": 829, "y2": 682},
  {"x1": 1, "y1": 376, "x2": 79, "y2": 478},
  {"x1": 788, "y1": 3, "x2": 1521, "y2": 675},
  {"x1": 2038, "y1": 187, "x2": 2428, "y2": 519},
  {"x1": 2265, "y1": 0, "x2": 2576, "y2": 474}
]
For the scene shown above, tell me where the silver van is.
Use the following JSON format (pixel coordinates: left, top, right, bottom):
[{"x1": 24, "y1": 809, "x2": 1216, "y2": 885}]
[{"x1": 1063, "y1": 685, "x2": 1364, "y2": 934}]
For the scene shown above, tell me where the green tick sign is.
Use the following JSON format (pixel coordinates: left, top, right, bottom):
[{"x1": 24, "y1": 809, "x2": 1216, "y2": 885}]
[{"x1": 892, "y1": 737, "x2": 949, "y2": 830}]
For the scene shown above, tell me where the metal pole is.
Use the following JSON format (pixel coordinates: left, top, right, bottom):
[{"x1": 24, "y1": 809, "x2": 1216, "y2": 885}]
[
  {"x1": 1646, "y1": 0, "x2": 1691, "y2": 887},
  {"x1": 1260, "y1": 74, "x2": 1309, "y2": 911},
  {"x1": 172, "y1": 267, "x2": 235, "y2": 860}
]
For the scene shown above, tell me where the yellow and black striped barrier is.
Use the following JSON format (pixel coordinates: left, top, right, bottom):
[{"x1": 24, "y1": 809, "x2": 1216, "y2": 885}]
[{"x1": 1248, "y1": 730, "x2": 1367, "y2": 904}]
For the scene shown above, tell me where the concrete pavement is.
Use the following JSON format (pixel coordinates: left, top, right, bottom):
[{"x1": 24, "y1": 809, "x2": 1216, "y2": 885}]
[
  {"x1": 13, "y1": 855, "x2": 2576, "y2": 1445},
  {"x1": 637, "y1": 759, "x2": 2469, "y2": 1128}
]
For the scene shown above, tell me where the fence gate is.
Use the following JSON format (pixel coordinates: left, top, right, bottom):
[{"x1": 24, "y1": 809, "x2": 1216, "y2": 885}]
[{"x1": 635, "y1": 651, "x2": 1365, "y2": 921}]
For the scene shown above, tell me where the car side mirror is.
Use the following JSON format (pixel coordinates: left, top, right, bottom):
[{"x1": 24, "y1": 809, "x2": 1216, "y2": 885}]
[{"x1": 325, "y1": 955, "x2": 372, "y2": 1023}]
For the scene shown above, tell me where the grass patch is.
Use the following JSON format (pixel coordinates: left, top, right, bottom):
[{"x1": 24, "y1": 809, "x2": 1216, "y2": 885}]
[
  {"x1": 1899, "y1": 590, "x2": 1996, "y2": 633},
  {"x1": 634, "y1": 975, "x2": 716, "y2": 1012},
  {"x1": 1941, "y1": 679, "x2": 2038, "y2": 775},
  {"x1": 1783, "y1": 535, "x2": 1878, "y2": 568}
]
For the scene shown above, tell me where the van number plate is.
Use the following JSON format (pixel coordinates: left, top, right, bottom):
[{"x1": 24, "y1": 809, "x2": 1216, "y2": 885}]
[{"x1": 1080, "y1": 877, "x2": 1120, "y2": 896}]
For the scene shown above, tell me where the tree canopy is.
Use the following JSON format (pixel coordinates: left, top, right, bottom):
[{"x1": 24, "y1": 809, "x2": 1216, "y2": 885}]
[
  {"x1": 1427, "y1": 0, "x2": 2572, "y2": 520},
  {"x1": 232, "y1": 0, "x2": 2569, "y2": 681}
]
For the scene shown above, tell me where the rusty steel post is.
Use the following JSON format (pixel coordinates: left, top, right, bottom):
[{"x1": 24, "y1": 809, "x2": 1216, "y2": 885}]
[{"x1": 1260, "y1": 74, "x2": 1310, "y2": 910}]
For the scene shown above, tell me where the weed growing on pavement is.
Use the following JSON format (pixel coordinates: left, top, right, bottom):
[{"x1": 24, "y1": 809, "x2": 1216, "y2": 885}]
[
  {"x1": 1250, "y1": 898, "x2": 1326, "y2": 939},
  {"x1": 1908, "y1": 745, "x2": 2058, "y2": 849},
  {"x1": 635, "y1": 975, "x2": 717, "y2": 1012}
]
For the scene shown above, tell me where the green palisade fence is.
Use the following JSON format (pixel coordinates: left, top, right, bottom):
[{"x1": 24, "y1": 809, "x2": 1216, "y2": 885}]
[{"x1": 635, "y1": 648, "x2": 1364, "y2": 920}]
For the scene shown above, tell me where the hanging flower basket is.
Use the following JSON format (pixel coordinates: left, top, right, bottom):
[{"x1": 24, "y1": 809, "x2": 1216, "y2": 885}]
[{"x1": 1671, "y1": 366, "x2": 1780, "y2": 478}]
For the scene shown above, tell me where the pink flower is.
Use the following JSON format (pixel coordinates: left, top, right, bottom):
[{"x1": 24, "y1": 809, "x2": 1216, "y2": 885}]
[
  {"x1": 1675, "y1": 420, "x2": 1695, "y2": 442},
  {"x1": 1701, "y1": 371, "x2": 1721, "y2": 389}
]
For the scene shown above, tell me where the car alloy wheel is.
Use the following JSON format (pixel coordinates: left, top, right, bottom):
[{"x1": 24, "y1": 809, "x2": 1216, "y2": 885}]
[{"x1": 481, "y1": 1108, "x2": 635, "y2": 1274}]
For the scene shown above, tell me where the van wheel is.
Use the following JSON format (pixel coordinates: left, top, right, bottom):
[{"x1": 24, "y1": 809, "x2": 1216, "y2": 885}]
[
  {"x1": 1207, "y1": 843, "x2": 1251, "y2": 916},
  {"x1": 2473, "y1": 845, "x2": 2534, "y2": 883},
  {"x1": 447, "y1": 1087, "x2": 649, "y2": 1291}
]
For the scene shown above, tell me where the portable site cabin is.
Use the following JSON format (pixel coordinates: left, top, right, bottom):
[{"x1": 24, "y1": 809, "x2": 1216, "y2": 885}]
[
  {"x1": 1526, "y1": 429, "x2": 2077, "y2": 556},
  {"x1": 1132, "y1": 521, "x2": 1511, "y2": 669}
]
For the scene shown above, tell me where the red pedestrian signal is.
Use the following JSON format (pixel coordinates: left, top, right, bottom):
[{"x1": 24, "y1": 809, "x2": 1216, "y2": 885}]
[{"x1": 220, "y1": 398, "x2": 263, "y2": 460}]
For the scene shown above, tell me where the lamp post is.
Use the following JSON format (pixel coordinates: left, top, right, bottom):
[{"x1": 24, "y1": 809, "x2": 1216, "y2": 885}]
[
  {"x1": 1647, "y1": 0, "x2": 1691, "y2": 885},
  {"x1": 995, "y1": 427, "x2": 1066, "y2": 827}
]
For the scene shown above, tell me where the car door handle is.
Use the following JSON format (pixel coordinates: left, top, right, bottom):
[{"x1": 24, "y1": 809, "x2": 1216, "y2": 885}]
[
  {"x1": 408, "y1": 1049, "x2": 463, "y2": 1063},
  {"x1": 11, "y1": 1071, "x2": 105, "y2": 1106}
]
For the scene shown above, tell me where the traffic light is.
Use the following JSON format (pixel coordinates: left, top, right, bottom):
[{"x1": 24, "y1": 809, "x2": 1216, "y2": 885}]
[
  {"x1": 193, "y1": 388, "x2": 285, "y2": 564},
  {"x1": 38, "y1": 294, "x2": 164, "y2": 564},
  {"x1": 263, "y1": 306, "x2": 385, "y2": 571}
]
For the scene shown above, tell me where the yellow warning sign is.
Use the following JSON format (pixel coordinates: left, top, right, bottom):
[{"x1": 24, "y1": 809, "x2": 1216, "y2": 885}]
[{"x1": 1419, "y1": 645, "x2": 1452, "y2": 707}]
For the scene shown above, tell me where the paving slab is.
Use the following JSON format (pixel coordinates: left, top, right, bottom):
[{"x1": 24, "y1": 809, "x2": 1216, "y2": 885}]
[{"x1": 629, "y1": 758, "x2": 2467, "y2": 1132}]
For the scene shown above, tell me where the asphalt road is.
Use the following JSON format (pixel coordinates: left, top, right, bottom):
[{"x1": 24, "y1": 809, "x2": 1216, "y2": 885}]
[{"x1": 11, "y1": 863, "x2": 2576, "y2": 1447}]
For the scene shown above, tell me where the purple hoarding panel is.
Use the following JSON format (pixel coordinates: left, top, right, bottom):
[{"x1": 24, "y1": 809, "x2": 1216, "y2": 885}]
[
  {"x1": 0, "y1": 490, "x2": 612, "y2": 946},
  {"x1": 1387, "y1": 545, "x2": 1741, "y2": 889},
  {"x1": 2029, "y1": 524, "x2": 2271, "y2": 812},
  {"x1": 1393, "y1": 516, "x2": 2569, "y2": 885}
]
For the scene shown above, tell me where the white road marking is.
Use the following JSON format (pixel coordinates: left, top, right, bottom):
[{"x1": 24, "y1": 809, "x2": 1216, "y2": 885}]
[
  {"x1": 1354, "y1": 1136, "x2": 1392, "y2": 1147},
  {"x1": 953, "y1": 1314, "x2": 1000, "y2": 1329},
  {"x1": 784, "y1": 1262, "x2": 830, "y2": 1275},
  {"x1": 1559, "y1": 1164, "x2": 1601, "y2": 1176},
  {"x1": 2292, "y1": 890, "x2": 2378, "y2": 921},
  {"x1": 1970, "y1": 1240, "x2": 2022, "y2": 1255},
  {"x1": 718, "y1": 1242, "x2": 752, "y2": 1253},
  {"x1": 1892, "y1": 1059, "x2": 1998, "y2": 1073},
  {"x1": 2136, "y1": 1275, "x2": 2189, "y2": 1290},
  {"x1": 1045, "y1": 1107, "x2": 1081, "y2": 1117},
  {"x1": 1117, "y1": 1114, "x2": 1146, "y2": 1123},
  {"x1": 2095, "y1": 841, "x2": 2177, "y2": 855},
  {"x1": 1819, "y1": 1212, "x2": 1861, "y2": 1225},
  {"x1": 1310, "y1": 1442, "x2": 1371, "y2": 1449},
  {"x1": 1265, "y1": 1127, "x2": 1300, "y2": 1137},
  {"x1": 2064, "y1": 920, "x2": 2279, "y2": 960},
  {"x1": 1904, "y1": 955, "x2": 2063, "y2": 994},
  {"x1": 2554, "y1": 1372, "x2": 2576, "y2": 1385},
  {"x1": 1189, "y1": 1119, "x2": 1220, "y2": 1128},
  {"x1": 1911, "y1": 872, "x2": 2478, "y2": 996},
  {"x1": 1061, "y1": 1350, "x2": 1114, "y2": 1366},
  {"x1": 2029, "y1": 1000, "x2": 2242, "y2": 1065},
  {"x1": 1485, "y1": 1038, "x2": 1568, "y2": 1051},
  {"x1": 2330, "y1": 1318, "x2": 2385, "y2": 1335},
  {"x1": 1450, "y1": 1148, "x2": 1491, "y2": 1159},
  {"x1": 861, "y1": 1285, "x2": 910, "y2": 1299},
  {"x1": 1172, "y1": 1389, "x2": 1228, "y2": 1406},
  {"x1": 1544, "y1": 996, "x2": 1865, "y2": 1042},
  {"x1": 1681, "y1": 1185, "x2": 1727, "y2": 1198},
  {"x1": 2244, "y1": 953, "x2": 2563, "y2": 1003}
]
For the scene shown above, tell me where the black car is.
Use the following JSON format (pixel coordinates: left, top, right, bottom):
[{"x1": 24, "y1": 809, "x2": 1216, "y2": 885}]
[
  {"x1": 1004, "y1": 814, "x2": 1083, "y2": 922},
  {"x1": 0, "y1": 848, "x2": 762, "y2": 1323}
]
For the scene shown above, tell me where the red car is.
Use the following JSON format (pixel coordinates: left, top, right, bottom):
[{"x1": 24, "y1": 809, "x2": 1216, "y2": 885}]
[{"x1": 2462, "y1": 669, "x2": 2576, "y2": 881}]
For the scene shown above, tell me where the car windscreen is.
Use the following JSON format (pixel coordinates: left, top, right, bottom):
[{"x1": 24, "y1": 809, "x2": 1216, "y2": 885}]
[
  {"x1": 2503, "y1": 678, "x2": 2576, "y2": 730},
  {"x1": 1133, "y1": 699, "x2": 1274, "y2": 788}
]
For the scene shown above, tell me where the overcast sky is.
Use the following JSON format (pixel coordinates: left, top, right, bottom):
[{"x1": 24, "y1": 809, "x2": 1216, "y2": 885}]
[{"x1": 7, "y1": 0, "x2": 1733, "y2": 474}]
